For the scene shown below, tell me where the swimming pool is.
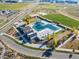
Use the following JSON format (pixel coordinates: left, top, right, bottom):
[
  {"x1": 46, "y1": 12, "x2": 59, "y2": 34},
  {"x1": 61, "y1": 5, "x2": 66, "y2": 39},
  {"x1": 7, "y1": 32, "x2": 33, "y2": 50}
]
[
  {"x1": 32, "y1": 20, "x2": 61, "y2": 32},
  {"x1": 28, "y1": 18, "x2": 62, "y2": 39}
]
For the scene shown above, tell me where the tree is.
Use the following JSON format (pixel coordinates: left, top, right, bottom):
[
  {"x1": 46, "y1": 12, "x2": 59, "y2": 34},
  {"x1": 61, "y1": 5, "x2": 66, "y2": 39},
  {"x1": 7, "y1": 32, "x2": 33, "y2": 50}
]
[
  {"x1": 72, "y1": 27, "x2": 78, "y2": 35},
  {"x1": 52, "y1": 32, "x2": 57, "y2": 48},
  {"x1": 23, "y1": 19, "x2": 30, "y2": 25},
  {"x1": 72, "y1": 27, "x2": 78, "y2": 42},
  {"x1": 47, "y1": 34, "x2": 52, "y2": 40}
]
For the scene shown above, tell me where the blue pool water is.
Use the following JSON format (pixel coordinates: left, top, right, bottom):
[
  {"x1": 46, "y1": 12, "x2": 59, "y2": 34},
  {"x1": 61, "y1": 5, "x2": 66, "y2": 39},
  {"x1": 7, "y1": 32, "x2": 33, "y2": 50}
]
[{"x1": 33, "y1": 20, "x2": 61, "y2": 31}]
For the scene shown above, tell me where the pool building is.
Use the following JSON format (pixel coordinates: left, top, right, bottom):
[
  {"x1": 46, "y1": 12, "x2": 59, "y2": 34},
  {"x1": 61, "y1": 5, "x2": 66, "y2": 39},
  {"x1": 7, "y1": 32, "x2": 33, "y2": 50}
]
[{"x1": 14, "y1": 17, "x2": 62, "y2": 44}]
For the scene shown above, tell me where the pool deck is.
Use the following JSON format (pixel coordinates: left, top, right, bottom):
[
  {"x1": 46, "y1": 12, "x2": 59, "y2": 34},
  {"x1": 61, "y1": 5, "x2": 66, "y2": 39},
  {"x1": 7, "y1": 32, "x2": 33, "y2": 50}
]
[{"x1": 29, "y1": 19, "x2": 62, "y2": 39}]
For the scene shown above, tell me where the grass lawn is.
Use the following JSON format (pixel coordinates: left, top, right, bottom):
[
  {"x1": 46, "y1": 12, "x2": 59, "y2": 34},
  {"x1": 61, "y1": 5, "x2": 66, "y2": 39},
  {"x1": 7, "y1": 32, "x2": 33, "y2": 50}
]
[
  {"x1": 0, "y1": 3, "x2": 28, "y2": 10},
  {"x1": 43, "y1": 14, "x2": 79, "y2": 29}
]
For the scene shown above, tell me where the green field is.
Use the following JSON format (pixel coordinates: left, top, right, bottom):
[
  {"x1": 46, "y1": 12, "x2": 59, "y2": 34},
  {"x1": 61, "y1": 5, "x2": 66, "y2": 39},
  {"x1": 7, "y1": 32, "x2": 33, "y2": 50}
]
[
  {"x1": 0, "y1": 3, "x2": 28, "y2": 10},
  {"x1": 43, "y1": 14, "x2": 79, "y2": 28}
]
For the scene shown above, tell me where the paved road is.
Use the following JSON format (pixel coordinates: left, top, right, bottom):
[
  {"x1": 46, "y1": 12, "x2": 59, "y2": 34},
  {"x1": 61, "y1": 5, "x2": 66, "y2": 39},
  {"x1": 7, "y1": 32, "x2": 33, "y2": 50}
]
[
  {"x1": 0, "y1": 35, "x2": 79, "y2": 59},
  {"x1": 0, "y1": 35, "x2": 44, "y2": 58}
]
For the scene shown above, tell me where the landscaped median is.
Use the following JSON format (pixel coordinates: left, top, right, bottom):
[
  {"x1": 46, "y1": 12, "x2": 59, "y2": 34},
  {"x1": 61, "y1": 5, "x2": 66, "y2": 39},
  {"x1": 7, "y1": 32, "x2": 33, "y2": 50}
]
[
  {"x1": 56, "y1": 48, "x2": 79, "y2": 54},
  {"x1": 2, "y1": 33, "x2": 47, "y2": 51},
  {"x1": 18, "y1": 53, "x2": 44, "y2": 59},
  {"x1": 43, "y1": 14, "x2": 79, "y2": 29}
]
